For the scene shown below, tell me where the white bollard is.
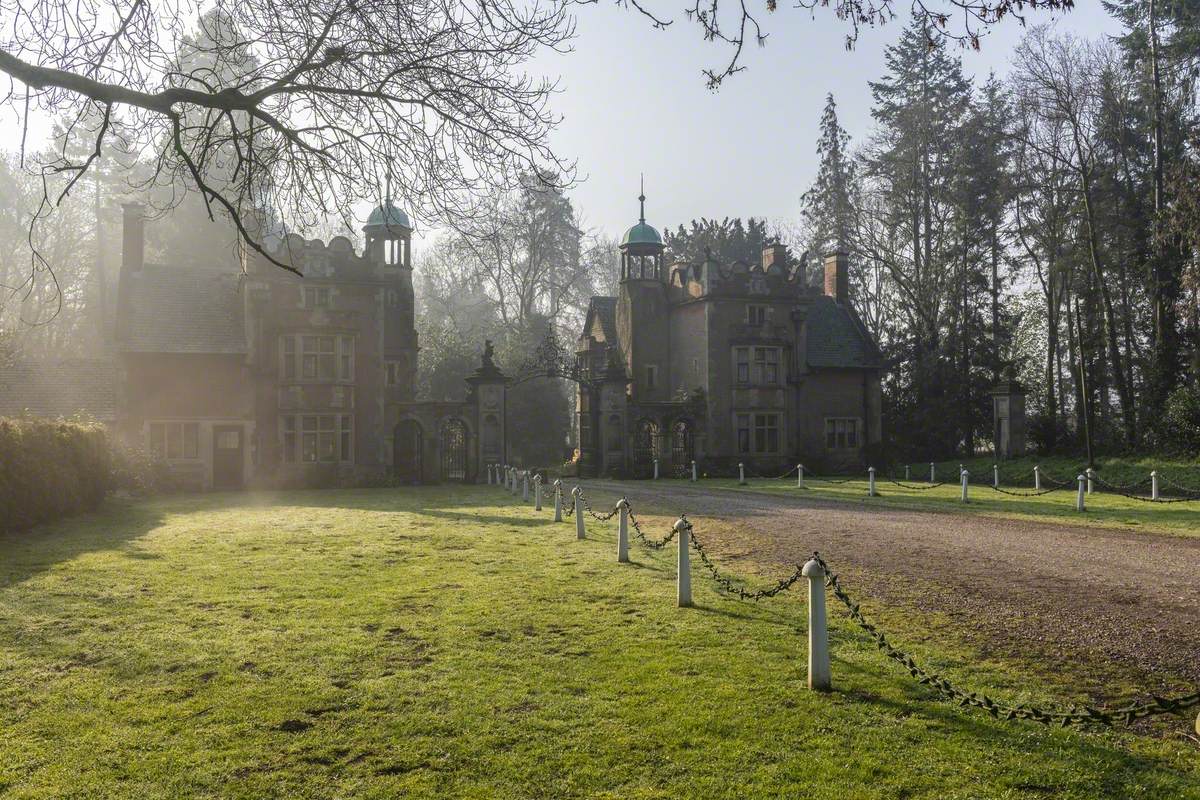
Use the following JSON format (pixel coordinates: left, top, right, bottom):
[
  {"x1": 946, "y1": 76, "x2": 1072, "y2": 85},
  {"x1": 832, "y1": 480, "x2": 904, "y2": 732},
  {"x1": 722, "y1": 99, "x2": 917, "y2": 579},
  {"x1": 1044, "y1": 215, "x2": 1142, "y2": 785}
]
[
  {"x1": 1034, "y1": 465, "x2": 1041, "y2": 491},
  {"x1": 534, "y1": 474, "x2": 543, "y2": 510},
  {"x1": 691, "y1": 460, "x2": 698, "y2": 482},
  {"x1": 1151, "y1": 470, "x2": 1159, "y2": 501},
  {"x1": 797, "y1": 464, "x2": 805, "y2": 489},
  {"x1": 868, "y1": 466, "x2": 876, "y2": 497},
  {"x1": 905, "y1": 464, "x2": 911, "y2": 481},
  {"x1": 1086, "y1": 467, "x2": 1094, "y2": 495},
  {"x1": 616, "y1": 498, "x2": 630, "y2": 563},
  {"x1": 1076, "y1": 474, "x2": 1087, "y2": 512},
  {"x1": 510, "y1": 468, "x2": 518, "y2": 495},
  {"x1": 573, "y1": 486, "x2": 585, "y2": 540},
  {"x1": 739, "y1": 462, "x2": 746, "y2": 485},
  {"x1": 930, "y1": 462, "x2": 936, "y2": 484},
  {"x1": 522, "y1": 471, "x2": 529, "y2": 502},
  {"x1": 653, "y1": 458, "x2": 659, "y2": 480},
  {"x1": 487, "y1": 464, "x2": 493, "y2": 485},
  {"x1": 993, "y1": 464, "x2": 999, "y2": 489},
  {"x1": 675, "y1": 517, "x2": 692, "y2": 608},
  {"x1": 802, "y1": 558, "x2": 831, "y2": 692},
  {"x1": 553, "y1": 479, "x2": 563, "y2": 522},
  {"x1": 960, "y1": 469, "x2": 969, "y2": 503}
]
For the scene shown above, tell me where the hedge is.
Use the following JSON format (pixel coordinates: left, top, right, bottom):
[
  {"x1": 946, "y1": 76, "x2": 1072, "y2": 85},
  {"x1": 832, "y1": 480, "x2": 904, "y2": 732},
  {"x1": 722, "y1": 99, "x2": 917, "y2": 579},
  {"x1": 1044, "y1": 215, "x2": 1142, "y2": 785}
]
[{"x1": 0, "y1": 417, "x2": 111, "y2": 533}]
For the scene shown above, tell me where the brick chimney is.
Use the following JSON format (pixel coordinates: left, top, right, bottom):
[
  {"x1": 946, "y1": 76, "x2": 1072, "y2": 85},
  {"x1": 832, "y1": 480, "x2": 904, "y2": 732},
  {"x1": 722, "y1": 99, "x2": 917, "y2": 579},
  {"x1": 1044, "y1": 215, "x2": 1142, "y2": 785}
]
[
  {"x1": 824, "y1": 252, "x2": 848, "y2": 304},
  {"x1": 761, "y1": 241, "x2": 788, "y2": 272},
  {"x1": 121, "y1": 202, "x2": 145, "y2": 275}
]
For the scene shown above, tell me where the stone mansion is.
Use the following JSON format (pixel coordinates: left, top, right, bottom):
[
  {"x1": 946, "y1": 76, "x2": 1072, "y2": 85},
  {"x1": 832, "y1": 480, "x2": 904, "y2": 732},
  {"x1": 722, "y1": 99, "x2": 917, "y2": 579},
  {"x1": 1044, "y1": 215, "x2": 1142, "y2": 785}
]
[{"x1": 572, "y1": 194, "x2": 883, "y2": 478}]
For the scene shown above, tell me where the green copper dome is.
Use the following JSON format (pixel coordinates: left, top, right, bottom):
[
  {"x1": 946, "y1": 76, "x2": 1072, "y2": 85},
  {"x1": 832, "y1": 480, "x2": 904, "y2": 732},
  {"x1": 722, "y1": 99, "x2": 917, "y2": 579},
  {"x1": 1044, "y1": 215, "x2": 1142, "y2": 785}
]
[
  {"x1": 621, "y1": 221, "x2": 662, "y2": 247},
  {"x1": 620, "y1": 183, "x2": 662, "y2": 249},
  {"x1": 364, "y1": 201, "x2": 411, "y2": 231}
]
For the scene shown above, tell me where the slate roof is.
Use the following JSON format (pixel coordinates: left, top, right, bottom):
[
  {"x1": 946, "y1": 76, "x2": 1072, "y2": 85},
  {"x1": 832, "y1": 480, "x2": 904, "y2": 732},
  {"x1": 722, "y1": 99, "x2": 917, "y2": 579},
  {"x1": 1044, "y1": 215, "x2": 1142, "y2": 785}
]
[
  {"x1": 0, "y1": 359, "x2": 117, "y2": 421},
  {"x1": 805, "y1": 295, "x2": 882, "y2": 370},
  {"x1": 120, "y1": 267, "x2": 247, "y2": 354},
  {"x1": 584, "y1": 296, "x2": 618, "y2": 344}
]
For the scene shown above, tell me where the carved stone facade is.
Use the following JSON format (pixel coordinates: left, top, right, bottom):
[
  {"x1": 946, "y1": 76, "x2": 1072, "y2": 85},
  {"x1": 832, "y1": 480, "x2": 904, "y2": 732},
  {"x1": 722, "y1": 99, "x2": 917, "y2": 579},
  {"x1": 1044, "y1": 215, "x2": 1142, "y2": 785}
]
[
  {"x1": 109, "y1": 202, "x2": 502, "y2": 490},
  {"x1": 574, "y1": 200, "x2": 884, "y2": 478}
]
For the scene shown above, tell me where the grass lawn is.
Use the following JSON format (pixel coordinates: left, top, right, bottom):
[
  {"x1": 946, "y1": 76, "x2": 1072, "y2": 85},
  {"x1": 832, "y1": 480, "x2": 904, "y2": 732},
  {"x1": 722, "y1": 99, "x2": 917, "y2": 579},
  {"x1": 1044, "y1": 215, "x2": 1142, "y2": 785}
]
[
  {"x1": 1, "y1": 487, "x2": 1197, "y2": 798},
  {"x1": 693, "y1": 462, "x2": 1200, "y2": 537}
]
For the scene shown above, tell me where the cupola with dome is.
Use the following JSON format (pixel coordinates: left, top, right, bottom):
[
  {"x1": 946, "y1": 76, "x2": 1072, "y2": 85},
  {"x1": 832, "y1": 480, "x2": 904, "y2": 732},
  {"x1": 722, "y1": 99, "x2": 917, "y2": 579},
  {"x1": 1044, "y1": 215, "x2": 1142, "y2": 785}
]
[
  {"x1": 363, "y1": 199, "x2": 412, "y2": 268},
  {"x1": 619, "y1": 180, "x2": 664, "y2": 281}
]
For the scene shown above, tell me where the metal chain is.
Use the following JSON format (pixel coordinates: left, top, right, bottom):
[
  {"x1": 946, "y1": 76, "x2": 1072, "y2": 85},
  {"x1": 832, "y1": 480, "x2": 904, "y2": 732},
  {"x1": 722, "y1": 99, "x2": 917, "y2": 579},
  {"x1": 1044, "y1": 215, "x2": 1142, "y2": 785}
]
[
  {"x1": 689, "y1": 529, "x2": 805, "y2": 600},
  {"x1": 813, "y1": 553, "x2": 1200, "y2": 728},
  {"x1": 988, "y1": 485, "x2": 1058, "y2": 497},
  {"x1": 1159, "y1": 473, "x2": 1200, "y2": 496},
  {"x1": 578, "y1": 493, "x2": 620, "y2": 522},
  {"x1": 627, "y1": 508, "x2": 677, "y2": 549},
  {"x1": 888, "y1": 478, "x2": 947, "y2": 491},
  {"x1": 1039, "y1": 472, "x2": 1076, "y2": 488},
  {"x1": 1092, "y1": 475, "x2": 1153, "y2": 492}
]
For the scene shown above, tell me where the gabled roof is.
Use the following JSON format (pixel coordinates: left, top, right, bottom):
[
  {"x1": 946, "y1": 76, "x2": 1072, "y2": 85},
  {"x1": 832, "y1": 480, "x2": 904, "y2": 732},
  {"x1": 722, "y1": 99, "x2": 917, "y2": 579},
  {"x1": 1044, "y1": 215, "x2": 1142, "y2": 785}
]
[
  {"x1": 0, "y1": 359, "x2": 117, "y2": 422},
  {"x1": 805, "y1": 295, "x2": 882, "y2": 370},
  {"x1": 583, "y1": 296, "x2": 618, "y2": 345},
  {"x1": 119, "y1": 268, "x2": 247, "y2": 354}
]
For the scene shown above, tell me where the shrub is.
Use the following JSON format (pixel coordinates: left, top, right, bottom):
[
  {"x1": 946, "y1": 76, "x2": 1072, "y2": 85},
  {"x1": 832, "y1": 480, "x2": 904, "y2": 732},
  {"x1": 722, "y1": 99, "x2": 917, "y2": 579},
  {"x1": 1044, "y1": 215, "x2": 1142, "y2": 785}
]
[
  {"x1": 0, "y1": 417, "x2": 112, "y2": 533},
  {"x1": 1160, "y1": 384, "x2": 1200, "y2": 456}
]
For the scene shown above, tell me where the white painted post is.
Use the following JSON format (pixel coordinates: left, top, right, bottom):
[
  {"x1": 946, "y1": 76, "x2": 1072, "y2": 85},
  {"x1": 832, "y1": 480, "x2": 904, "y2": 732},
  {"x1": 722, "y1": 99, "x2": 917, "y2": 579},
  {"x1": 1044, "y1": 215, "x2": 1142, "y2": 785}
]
[
  {"x1": 738, "y1": 462, "x2": 746, "y2": 485},
  {"x1": 1076, "y1": 474, "x2": 1086, "y2": 512},
  {"x1": 960, "y1": 469, "x2": 969, "y2": 503},
  {"x1": 510, "y1": 468, "x2": 518, "y2": 495},
  {"x1": 573, "y1": 487, "x2": 585, "y2": 539},
  {"x1": 905, "y1": 464, "x2": 911, "y2": 481},
  {"x1": 930, "y1": 462, "x2": 936, "y2": 483},
  {"x1": 797, "y1": 464, "x2": 805, "y2": 488},
  {"x1": 1034, "y1": 465, "x2": 1041, "y2": 491},
  {"x1": 616, "y1": 498, "x2": 630, "y2": 563},
  {"x1": 522, "y1": 471, "x2": 529, "y2": 502},
  {"x1": 691, "y1": 460, "x2": 698, "y2": 482},
  {"x1": 993, "y1": 464, "x2": 999, "y2": 489},
  {"x1": 653, "y1": 458, "x2": 659, "y2": 480},
  {"x1": 675, "y1": 517, "x2": 692, "y2": 608},
  {"x1": 868, "y1": 467, "x2": 877, "y2": 497},
  {"x1": 487, "y1": 464, "x2": 493, "y2": 485},
  {"x1": 1151, "y1": 470, "x2": 1159, "y2": 501},
  {"x1": 1086, "y1": 467, "x2": 1094, "y2": 495},
  {"x1": 534, "y1": 475, "x2": 543, "y2": 510},
  {"x1": 553, "y1": 479, "x2": 563, "y2": 522},
  {"x1": 802, "y1": 558, "x2": 831, "y2": 692}
]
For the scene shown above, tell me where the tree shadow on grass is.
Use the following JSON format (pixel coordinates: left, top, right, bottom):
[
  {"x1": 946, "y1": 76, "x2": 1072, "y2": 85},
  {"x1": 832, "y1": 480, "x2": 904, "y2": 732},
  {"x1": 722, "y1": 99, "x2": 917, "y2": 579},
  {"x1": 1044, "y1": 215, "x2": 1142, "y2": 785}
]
[{"x1": 0, "y1": 499, "x2": 167, "y2": 589}]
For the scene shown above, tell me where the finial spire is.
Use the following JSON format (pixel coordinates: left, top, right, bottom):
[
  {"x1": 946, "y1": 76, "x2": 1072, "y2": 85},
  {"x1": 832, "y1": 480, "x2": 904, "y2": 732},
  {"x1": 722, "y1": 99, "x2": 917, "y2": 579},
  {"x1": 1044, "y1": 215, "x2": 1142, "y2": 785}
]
[{"x1": 638, "y1": 173, "x2": 646, "y2": 224}]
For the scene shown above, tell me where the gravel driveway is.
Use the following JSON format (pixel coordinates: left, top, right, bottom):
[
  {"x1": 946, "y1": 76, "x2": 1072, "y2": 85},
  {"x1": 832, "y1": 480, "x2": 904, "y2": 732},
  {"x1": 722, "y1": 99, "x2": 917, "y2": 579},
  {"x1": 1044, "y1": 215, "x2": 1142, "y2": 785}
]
[{"x1": 575, "y1": 479, "x2": 1200, "y2": 687}]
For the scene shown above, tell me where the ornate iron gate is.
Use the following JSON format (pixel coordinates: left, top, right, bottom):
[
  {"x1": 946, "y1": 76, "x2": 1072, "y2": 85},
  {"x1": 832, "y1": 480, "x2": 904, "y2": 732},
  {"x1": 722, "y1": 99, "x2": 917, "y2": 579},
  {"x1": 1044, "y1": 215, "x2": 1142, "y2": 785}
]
[
  {"x1": 632, "y1": 419, "x2": 657, "y2": 478},
  {"x1": 670, "y1": 418, "x2": 694, "y2": 477},
  {"x1": 440, "y1": 418, "x2": 468, "y2": 482}
]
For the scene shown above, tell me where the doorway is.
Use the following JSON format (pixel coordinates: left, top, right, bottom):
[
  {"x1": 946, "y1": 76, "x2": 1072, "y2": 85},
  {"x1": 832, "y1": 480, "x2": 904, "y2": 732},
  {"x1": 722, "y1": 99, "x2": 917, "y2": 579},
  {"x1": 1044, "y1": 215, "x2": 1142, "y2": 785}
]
[{"x1": 212, "y1": 425, "x2": 244, "y2": 490}]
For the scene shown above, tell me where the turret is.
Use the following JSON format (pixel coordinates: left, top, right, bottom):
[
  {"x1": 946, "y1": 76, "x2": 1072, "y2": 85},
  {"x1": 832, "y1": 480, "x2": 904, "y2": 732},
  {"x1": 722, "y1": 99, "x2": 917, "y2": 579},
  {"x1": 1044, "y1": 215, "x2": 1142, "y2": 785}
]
[{"x1": 362, "y1": 200, "x2": 412, "y2": 269}]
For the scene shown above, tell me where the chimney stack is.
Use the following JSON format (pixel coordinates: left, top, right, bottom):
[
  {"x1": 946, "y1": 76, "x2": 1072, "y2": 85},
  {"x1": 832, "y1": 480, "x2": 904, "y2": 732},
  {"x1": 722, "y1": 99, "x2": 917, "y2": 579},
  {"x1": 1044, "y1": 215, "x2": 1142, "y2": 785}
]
[
  {"x1": 121, "y1": 202, "x2": 145, "y2": 275},
  {"x1": 824, "y1": 252, "x2": 848, "y2": 304},
  {"x1": 761, "y1": 241, "x2": 788, "y2": 273}
]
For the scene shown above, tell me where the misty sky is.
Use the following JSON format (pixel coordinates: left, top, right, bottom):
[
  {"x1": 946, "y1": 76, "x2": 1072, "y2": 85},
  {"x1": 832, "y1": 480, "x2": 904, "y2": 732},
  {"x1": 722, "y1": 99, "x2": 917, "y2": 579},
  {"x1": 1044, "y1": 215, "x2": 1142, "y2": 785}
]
[{"x1": 0, "y1": 2, "x2": 1120, "y2": 246}]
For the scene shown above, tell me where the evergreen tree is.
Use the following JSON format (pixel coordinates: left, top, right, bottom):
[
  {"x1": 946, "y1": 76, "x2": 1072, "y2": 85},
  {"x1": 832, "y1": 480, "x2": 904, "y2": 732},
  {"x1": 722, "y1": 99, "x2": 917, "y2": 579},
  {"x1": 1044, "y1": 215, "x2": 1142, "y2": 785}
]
[
  {"x1": 801, "y1": 94, "x2": 856, "y2": 259},
  {"x1": 860, "y1": 19, "x2": 972, "y2": 456}
]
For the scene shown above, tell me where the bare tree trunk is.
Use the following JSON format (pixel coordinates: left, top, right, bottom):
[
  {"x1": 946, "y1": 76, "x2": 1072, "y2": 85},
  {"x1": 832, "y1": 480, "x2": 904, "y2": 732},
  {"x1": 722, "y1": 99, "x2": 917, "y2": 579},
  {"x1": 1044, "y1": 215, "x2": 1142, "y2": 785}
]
[{"x1": 1075, "y1": 151, "x2": 1137, "y2": 443}]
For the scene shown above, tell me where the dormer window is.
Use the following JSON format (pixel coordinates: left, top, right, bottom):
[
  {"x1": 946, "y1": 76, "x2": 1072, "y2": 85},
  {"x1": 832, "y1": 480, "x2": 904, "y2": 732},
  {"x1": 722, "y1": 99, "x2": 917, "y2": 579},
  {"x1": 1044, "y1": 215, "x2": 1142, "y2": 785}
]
[{"x1": 304, "y1": 286, "x2": 331, "y2": 308}]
